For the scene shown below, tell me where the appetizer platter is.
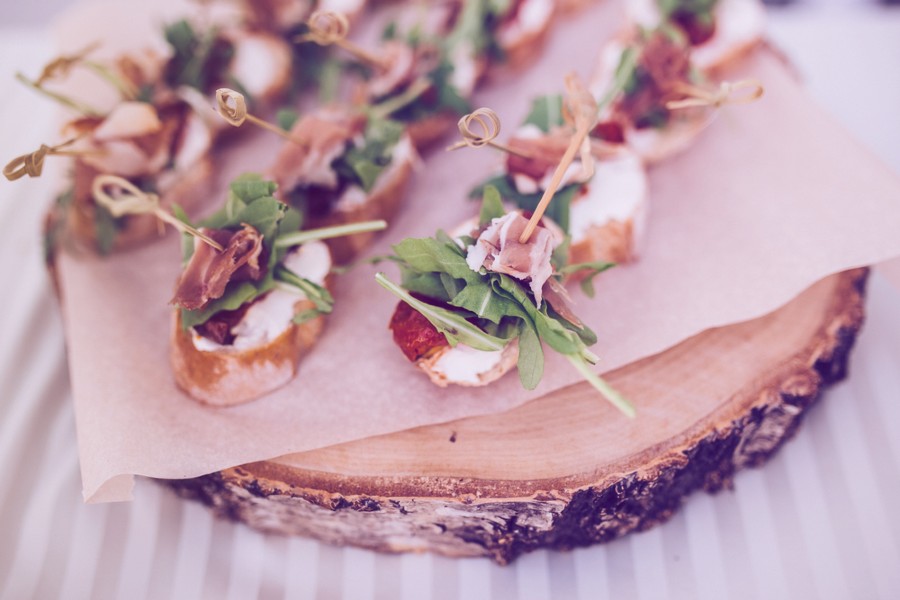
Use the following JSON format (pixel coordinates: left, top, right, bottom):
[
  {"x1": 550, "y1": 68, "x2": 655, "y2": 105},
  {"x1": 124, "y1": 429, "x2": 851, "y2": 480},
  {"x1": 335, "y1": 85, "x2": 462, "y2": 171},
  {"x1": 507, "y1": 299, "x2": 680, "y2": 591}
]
[{"x1": 9, "y1": 0, "x2": 900, "y2": 566}]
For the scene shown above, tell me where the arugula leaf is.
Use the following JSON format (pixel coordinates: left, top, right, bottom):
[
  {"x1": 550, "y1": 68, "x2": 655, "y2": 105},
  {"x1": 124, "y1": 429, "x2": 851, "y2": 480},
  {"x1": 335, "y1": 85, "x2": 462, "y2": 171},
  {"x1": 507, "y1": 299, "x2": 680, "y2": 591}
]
[
  {"x1": 491, "y1": 274, "x2": 594, "y2": 359},
  {"x1": 181, "y1": 281, "x2": 263, "y2": 330},
  {"x1": 380, "y1": 54, "x2": 471, "y2": 122},
  {"x1": 171, "y1": 203, "x2": 195, "y2": 265},
  {"x1": 44, "y1": 188, "x2": 73, "y2": 264},
  {"x1": 94, "y1": 198, "x2": 122, "y2": 255},
  {"x1": 558, "y1": 261, "x2": 617, "y2": 298},
  {"x1": 479, "y1": 185, "x2": 505, "y2": 226},
  {"x1": 566, "y1": 354, "x2": 636, "y2": 418},
  {"x1": 400, "y1": 269, "x2": 452, "y2": 301},
  {"x1": 331, "y1": 118, "x2": 404, "y2": 193},
  {"x1": 470, "y1": 175, "x2": 580, "y2": 233},
  {"x1": 522, "y1": 95, "x2": 565, "y2": 133},
  {"x1": 657, "y1": 0, "x2": 718, "y2": 18},
  {"x1": 516, "y1": 320, "x2": 544, "y2": 390},
  {"x1": 276, "y1": 108, "x2": 299, "y2": 132},
  {"x1": 599, "y1": 46, "x2": 639, "y2": 110},
  {"x1": 449, "y1": 281, "x2": 518, "y2": 324},
  {"x1": 391, "y1": 237, "x2": 480, "y2": 283},
  {"x1": 163, "y1": 19, "x2": 234, "y2": 94},
  {"x1": 231, "y1": 197, "x2": 286, "y2": 243},
  {"x1": 292, "y1": 309, "x2": 324, "y2": 325},
  {"x1": 381, "y1": 21, "x2": 398, "y2": 41},
  {"x1": 229, "y1": 175, "x2": 279, "y2": 204},
  {"x1": 445, "y1": 0, "x2": 491, "y2": 53},
  {"x1": 433, "y1": 60, "x2": 472, "y2": 115},
  {"x1": 551, "y1": 237, "x2": 571, "y2": 272},
  {"x1": 276, "y1": 266, "x2": 334, "y2": 314},
  {"x1": 376, "y1": 273, "x2": 508, "y2": 352}
]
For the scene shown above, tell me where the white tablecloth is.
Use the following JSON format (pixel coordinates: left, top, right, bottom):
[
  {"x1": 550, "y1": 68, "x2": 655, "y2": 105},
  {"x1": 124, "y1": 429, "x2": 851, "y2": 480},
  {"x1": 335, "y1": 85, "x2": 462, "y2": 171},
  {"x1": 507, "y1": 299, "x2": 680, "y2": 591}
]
[{"x1": 1, "y1": 7, "x2": 899, "y2": 599}]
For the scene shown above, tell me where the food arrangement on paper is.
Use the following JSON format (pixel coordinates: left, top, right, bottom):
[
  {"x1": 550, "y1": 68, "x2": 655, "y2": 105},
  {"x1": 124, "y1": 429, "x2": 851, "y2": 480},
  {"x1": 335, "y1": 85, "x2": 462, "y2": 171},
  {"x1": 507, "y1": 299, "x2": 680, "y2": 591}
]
[{"x1": 7, "y1": 0, "x2": 900, "y2": 563}]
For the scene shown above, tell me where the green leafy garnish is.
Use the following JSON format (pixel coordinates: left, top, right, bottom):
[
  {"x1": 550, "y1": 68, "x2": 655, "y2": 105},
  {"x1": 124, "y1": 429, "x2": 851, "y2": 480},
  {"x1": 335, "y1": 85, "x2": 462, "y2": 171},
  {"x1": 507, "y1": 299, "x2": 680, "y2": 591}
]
[
  {"x1": 470, "y1": 175, "x2": 581, "y2": 233},
  {"x1": 377, "y1": 192, "x2": 631, "y2": 415},
  {"x1": 276, "y1": 108, "x2": 300, "y2": 132},
  {"x1": 375, "y1": 273, "x2": 508, "y2": 352},
  {"x1": 657, "y1": 0, "x2": 719, "y2": 18},
  {"x1": 558, "y1": 261, "x2": 617, "y2": 298},
  {"x1": 178, "y1": 174, "x2": 301, "y2": 328},
  {"x1": 479, "y1": 185, "x2": 506, "y2": 225},
  {"x1": 93, "y1": 176, "x2": 158, "y2": 255},
  {"x1": 163, "y1": 19, "x2": 236, "y2": 94},
  {"x1": 598, "y1": 46, "x2": 640, "y2": 111},
  {"x1": 277, "y1": 266, "x2": 334, "y2": 317},
  {"x1": 178, "y1": 175, "x2": 386, "y2": 331},
  {"x1": 522, "y1": 95, "x2": 566, "y2": 133},
  {"x1": 331, "y1": 118, "x2": 404, "y2": 193}
]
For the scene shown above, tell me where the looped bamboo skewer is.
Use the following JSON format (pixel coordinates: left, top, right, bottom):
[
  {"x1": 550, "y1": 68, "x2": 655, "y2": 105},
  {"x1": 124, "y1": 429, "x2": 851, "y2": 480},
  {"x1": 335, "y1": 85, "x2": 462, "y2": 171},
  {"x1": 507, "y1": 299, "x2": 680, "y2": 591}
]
[
  {"x1": 92, "y1": 175, "x2": 224, "y2": 251},
  {"x1": 295, "y1": 11, "x2": 386, "y2": 70},
  {"x1": 519, "y1": 73, "x2": 599, "y2": 244},
  {"x1": 445, "y1": 108, "x2": 532, "y2": 158},
  {"x1": 3, "y1": 137, "x2": 85, "y2": 181},
  {"x1": 215, "y1": 88, "x2": 306, "y2": 146},
  {"x1": 665, "y1": 79, "x2": 764, "y2": 111}
]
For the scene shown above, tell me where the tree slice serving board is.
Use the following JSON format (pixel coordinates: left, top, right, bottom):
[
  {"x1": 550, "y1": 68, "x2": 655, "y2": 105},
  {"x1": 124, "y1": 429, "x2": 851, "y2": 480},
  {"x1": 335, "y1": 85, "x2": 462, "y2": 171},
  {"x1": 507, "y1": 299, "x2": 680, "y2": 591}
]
[{"x1": 169, "y1": 268, "x2": 867, "y2": 564}]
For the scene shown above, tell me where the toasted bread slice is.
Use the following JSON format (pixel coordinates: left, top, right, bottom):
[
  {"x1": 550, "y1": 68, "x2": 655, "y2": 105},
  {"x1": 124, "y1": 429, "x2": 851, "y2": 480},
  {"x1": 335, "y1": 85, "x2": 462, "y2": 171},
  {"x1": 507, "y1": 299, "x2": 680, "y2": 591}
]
[
  {"x1": 171, "y1": 300, "x2": 326, "y2": 406},
  {"x1": 306, "y1": 135, "x2": 418, "y2": 264},
  {"x1": 171, "y1": 242, "x2": 334, "y2": 406},
  {"x1": 68, "y1": 155, "x2": 214, "y2": 254},
  {"x1": 568, "y1": 149, "x2": 649, "y2": 266},
  {"x1": 496, "y1": 0, "x2": 556, "y2": 70},
  {"x1": 417, "y1": 340, "x2": 520, "y2": 387}
]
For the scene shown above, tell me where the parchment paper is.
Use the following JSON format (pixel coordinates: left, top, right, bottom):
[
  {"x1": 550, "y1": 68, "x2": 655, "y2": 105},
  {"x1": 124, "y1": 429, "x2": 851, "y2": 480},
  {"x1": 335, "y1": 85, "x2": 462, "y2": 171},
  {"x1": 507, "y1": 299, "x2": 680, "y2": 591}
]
[{"x1": 50, "y1": 2, "x2": 900, "y2": 502}]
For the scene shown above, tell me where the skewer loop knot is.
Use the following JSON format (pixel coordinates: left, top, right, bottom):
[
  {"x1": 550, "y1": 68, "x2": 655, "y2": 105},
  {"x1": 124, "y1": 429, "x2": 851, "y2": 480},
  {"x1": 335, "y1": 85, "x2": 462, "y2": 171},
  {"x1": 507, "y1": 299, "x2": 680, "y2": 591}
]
[{"x1": 215, "y1": 88, "x2": 248, "y2": 127}]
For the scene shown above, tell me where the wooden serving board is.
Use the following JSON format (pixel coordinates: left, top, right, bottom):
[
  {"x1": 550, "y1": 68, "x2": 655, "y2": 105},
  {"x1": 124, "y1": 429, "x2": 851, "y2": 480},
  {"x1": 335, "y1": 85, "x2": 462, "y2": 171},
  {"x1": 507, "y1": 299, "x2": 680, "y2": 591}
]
[{"x1": 169, "y1": 268, "x2": 867, "y2": 564}]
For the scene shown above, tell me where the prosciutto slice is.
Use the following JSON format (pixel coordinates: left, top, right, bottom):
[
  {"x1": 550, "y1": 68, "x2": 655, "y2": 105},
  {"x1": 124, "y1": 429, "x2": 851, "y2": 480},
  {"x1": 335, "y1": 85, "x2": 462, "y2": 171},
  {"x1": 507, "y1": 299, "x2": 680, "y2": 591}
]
[
  {"x1": 466, "y1": 213, "x2": 555, "y2": 307},
  {"x1": 269, "y1": 112, "x2": 364, "y2": 192},
  {"x1": 171, "y1": 225, "x2": 265, "y2": 310}
]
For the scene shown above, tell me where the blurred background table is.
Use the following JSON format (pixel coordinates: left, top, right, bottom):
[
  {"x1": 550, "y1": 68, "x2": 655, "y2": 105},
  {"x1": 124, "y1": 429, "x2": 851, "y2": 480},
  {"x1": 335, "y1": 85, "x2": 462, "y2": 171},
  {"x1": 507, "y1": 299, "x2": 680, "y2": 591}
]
[{"x1": 1, "y1": 3, "x2": 899, "y2": 599}]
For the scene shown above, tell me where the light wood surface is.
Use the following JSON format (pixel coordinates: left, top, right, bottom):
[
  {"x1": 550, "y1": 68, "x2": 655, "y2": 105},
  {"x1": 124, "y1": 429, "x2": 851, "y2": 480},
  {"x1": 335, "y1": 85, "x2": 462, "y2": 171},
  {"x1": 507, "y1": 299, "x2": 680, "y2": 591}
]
[{"x1": 171, "y1": 268, "x2": 867, "y2": 563}]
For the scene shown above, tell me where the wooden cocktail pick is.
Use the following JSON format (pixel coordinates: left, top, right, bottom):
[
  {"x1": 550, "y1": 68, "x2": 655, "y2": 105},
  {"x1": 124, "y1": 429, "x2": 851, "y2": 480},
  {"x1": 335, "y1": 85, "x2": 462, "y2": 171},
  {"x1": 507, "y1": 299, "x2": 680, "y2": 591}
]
[
  {"x1": 445, "y1": 108, "x2": 532, "y2": 159},
  {"x1": 519, "y1": 73, "x2": 598, "y2": 244},
  {"x1": 3, "y1": 137, "x2": 91, "y2": 181},
  {"x1": 92, "y1": 174, "x2": 224, "y2": 251},
  {"x1": 295, "y1": 11, "x2": 386, "y2": 70},
  {"x1": 665, "y1": 79, "x2": 764, "y2": 111},
  {"x1": 215, "y1": 88, "x2": 306, "y2": 147}
]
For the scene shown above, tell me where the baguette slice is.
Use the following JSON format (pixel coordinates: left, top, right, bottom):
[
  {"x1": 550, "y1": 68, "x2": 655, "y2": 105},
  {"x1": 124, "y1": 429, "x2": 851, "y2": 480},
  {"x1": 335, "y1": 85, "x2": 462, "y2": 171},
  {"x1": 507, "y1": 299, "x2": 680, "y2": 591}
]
[
  {"x1": 305, "y1": 134, "x2": 418, "y2": 264},
  {"x1": 68, "y1": 155, "x2": 214, "y2": 254},
  {"x1": 568, "y1": 148, "x2": 649, "y2": 267},
  {"x1": 590, "y1": 37, "x2": 710, "y2": 165},
  {"x1": 171, "y1": 299, "x2": 326, "y2": 407},
  {"x1": 405, "y1": 112, "x2": 459, "y2": 150},
  {"x1": 625, "y1": 0, "x2": 765, "y2": 72},
  {"x1": 495, "y1": 0, "x2": 557, "y2": 70},
  {"x1": 171, "y1": 243, "x2": 334, "y2": 406},
  {"x1": 389, "y1": 299, "x2": 520, "y2": 388},
  {"x1": 418, "y1": 340, "x2": 520, "y2": 387}
]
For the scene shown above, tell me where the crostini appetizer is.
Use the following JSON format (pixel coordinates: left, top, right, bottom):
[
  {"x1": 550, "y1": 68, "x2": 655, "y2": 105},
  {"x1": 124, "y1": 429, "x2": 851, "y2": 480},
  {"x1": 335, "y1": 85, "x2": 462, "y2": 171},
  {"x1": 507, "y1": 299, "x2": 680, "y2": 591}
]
[
  {"x1": 164, "y1": 173, "x2": 385, "y2": 405},
  {"x1": 377, "y1": 187, "x2": 633, "y2": 416},
  {"x1": 11, "y1": 47, "x2": 220, "y2": 254},
  {"x1": 161, "y1": 18, "x2": 293, "y2": 115},
  {"x1": 624, "y1": 0, "x2": 765, "y2": 72},
  {"x1": 268, "y1": 107, "x2": 417, "y2": 264},
  {"x1": 471, "y1": 96, "x2": 649, "y2": 266},
  {"x1": 589, "y1": 26, "x2": 766, "y2": 164}
]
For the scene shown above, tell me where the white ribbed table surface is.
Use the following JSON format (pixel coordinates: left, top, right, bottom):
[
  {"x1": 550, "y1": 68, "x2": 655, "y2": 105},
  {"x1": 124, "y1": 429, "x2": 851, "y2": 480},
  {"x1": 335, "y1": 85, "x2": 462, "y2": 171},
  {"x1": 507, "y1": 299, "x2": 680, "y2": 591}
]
[{"x1": 2, "y1": 8, "x2": 900, "y2": 599}]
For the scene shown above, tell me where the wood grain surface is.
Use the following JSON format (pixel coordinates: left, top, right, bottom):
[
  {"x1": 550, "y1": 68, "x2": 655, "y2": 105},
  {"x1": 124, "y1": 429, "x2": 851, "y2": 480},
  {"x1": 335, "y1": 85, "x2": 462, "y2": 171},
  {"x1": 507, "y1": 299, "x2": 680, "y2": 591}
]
[{"x1": 170, "y1": 268, "x2": 868, "y2": 564}]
